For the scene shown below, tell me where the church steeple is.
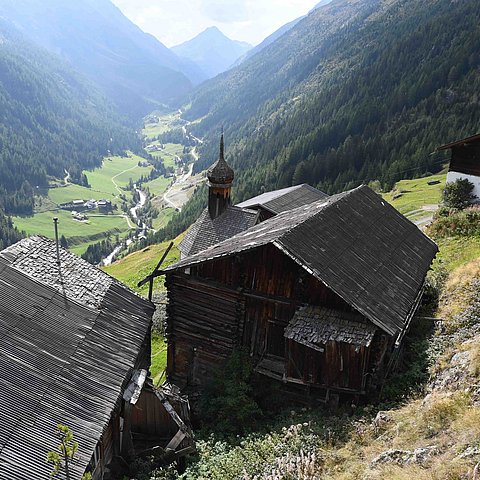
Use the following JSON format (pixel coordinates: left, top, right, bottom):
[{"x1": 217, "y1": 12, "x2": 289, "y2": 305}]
[{"x1": 207, "y1": 132, "x2": 234, "y2": 219}]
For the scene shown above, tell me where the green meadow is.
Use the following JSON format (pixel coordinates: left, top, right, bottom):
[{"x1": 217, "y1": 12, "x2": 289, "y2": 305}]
[
  {"x1": 13, "y1": 153, "x2": 155, "y2": 255},
  {"x1": 143, "y1": 112, "x2": 181, "y2": 141}
]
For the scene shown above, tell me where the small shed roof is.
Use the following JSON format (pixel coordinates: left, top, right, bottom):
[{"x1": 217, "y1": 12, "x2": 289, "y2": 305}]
[
  {"x1": 165, "y1": 186, "x2": 438, "y2": 338},
  {"x1": 237, "y1": 183, "x2": 328, "y2": 214},
  {"x1": 0, "y1": 237, "x2": 154, "y2": 479},
  {"x1": 437, "y1": 132, "x2": 480, "y2": 151},
  {"x1": 179, "y1": 206, "x2": 258, "y2": 257},
  {"x1": 285, "y1": 306, "x2": 377, "y2": 351}
]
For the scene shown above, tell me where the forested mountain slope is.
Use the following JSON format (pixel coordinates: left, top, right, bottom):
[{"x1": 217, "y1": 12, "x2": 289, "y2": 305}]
[
  {"x1": 0, "y1": 0, "x2": 196, "y2": 117},
  {"x1": 0, "y1": 19, "x2": 139, "y2": 219},
  {"x1": 182, "y1": 0, "x2": 480, "y2": 205},
  {"x1": 234, "y1": 0, "x2": 333, "y2": 66}
]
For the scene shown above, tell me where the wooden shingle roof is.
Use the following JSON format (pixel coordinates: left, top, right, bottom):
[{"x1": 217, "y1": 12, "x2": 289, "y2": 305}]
[
  {"x1": 165, "y1": 186, "x2": 438, "y2": 338},
  {"x1": 236, "y1": 183, "x2": 328, "y2": 214},
  {"x1": 437, "y1": 132, "x2": 480, "y2": 151},
  {"x1": 179, "y1": 206, "x2": 259, "y2": 257},
  {"x1": 0, "y1": 237, "x2": 154, "y2": 479},
  {"x1": 285, "y1": 306, "x2": 377, "y2": 350}
]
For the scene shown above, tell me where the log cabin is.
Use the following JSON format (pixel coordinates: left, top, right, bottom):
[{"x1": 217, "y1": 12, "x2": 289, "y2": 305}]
[
  {"x1": 438, "y1": 132, "x2": 480, "y2": 200},
  {"x1": 161, "y1": 146, "x2": 438, "y2": 406},
  {"x1": 0, "y1": 236, "x2": 192, "y2": 480}
]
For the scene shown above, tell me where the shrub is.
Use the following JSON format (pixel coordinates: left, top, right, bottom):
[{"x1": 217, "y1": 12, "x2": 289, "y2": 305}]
[
  {"x1": 428, "y1": 207, "x2": 480, "y2": 238},
  {"x1": 200, "y1": 350, "x2": 264, "y2": 435},
  {"x1": 442, "y1": 178, "x2": 476, "y2": 209}
]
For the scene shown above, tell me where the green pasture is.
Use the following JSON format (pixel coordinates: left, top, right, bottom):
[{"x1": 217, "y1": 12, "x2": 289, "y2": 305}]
[
  {"x1": 382, "y1": 173, "x2": 446, "y2": 218},
  {"x1": 13, "y1": 210, "x2": 129, "y2": 249},
  {"x1": 143, "y1": 112, "x2": 180, "y2": 140},
  {"x1": 87, "y1": 153, "x2": 152, "y2": 196},
  {"x1": 152, "y1": 207, "x2": 175, "y2": 230},
  {"x1": 143, "y1": 175, "x2": 172, "y2": 197}
]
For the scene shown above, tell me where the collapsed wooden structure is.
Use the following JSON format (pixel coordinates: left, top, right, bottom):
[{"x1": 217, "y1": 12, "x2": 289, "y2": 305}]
[
  {"x1": 161, "y1": 186, "x2": 438, "y2": 404},
  {"x1": 0, "y1": 236, "x2": 193, "y2": 480}
]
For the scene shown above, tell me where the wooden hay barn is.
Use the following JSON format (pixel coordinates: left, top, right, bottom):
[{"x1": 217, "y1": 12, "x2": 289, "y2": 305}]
[
  {"x1": 161, "y1": 186, "x2": 438, "y2": 405},
  {"x1": 0, "y1": 236, "x2": 192, "y2": 480}
]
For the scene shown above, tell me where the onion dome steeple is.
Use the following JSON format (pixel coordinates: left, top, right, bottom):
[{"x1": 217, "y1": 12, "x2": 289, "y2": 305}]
[
  {"x1": 208, "y1": 132, "x2": 234, "y2": 219},
  {"x1": 207, "y1": 133, "x2": 234, "y2": 186}
]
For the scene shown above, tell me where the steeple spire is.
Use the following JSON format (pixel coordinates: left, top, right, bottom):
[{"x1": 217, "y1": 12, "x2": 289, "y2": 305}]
[
  {"x1": 219, "y1": 127, "x2": 224, "y2": 161},
  {"x1": 207, "y1": 130, "x2": 234, "y2": 219}
]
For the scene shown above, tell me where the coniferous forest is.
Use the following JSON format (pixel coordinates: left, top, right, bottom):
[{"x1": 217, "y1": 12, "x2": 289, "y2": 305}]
[{"x1": 0, "y1": 19, "x2": 141, "y2": 247}]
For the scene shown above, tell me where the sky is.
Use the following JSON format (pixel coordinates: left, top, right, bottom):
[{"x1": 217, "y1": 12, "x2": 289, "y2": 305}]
[{"x1": 111, "y1": 0, "x2": 321, "y2": 47}]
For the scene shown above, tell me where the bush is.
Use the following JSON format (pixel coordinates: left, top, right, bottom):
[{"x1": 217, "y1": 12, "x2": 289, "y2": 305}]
[
  {"x1": 200, "y1": 350, "x2": 264, "y2": 435},
  {"x1": 428, "y1": 207, "x2": 480, "y2": 238},
  {"x1": 442, "y1": 178, "x2": 476, "y2": 209}
]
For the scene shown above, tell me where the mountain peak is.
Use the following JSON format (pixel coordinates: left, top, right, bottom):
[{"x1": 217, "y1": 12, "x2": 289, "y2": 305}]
[{"x1": 172, "y1": 27, "x2": 252, "y2": 79}]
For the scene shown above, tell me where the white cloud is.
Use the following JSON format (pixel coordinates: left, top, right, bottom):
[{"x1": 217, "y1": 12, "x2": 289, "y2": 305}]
[{"x1": 111, "y1": 0, "x2": 320, "y2": 47}]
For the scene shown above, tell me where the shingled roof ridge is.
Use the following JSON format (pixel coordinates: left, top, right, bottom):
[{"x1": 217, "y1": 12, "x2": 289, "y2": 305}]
[
  {"x1": 274, "y1": 185, "x2": 363, "y2": 240},
  {"x1": 167, "y1": 186, "x2": 363, "y2": 271},
  {"x1": 1, "y1": 235, "x2": 151, "y2": 308}
]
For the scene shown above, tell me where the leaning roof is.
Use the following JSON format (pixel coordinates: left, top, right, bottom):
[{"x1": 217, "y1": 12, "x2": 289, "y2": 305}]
[
  {"x1": 0, "y1": 236, "x2": 154, "y2": 479},
  {"x1": 236, "y1": 183, "x2": 328, "y2": 214},
  {"x1": 179, "y1": 206, "x2": 258, "y2": 257},
  {"x1": 285, "y1": 306, "x2": 377, "y2": 351},
  {"x1": 165, "y1": 186, "x2": 438, "y2": 338}
]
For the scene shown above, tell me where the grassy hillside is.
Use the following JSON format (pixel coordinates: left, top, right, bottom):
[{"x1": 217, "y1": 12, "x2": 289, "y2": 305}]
[{"x1": 103, "y1": 235, "x2": 182, "y2": 297}]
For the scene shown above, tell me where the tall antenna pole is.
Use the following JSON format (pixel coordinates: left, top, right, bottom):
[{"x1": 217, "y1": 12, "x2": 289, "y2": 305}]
[{"x1": 53, "y1": 217, "x2": 61, "y2": 266}]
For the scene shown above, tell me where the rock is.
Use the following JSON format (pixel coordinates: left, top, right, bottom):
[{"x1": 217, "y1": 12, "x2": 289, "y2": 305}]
[
  {"x1": 458, "y1": 446, "x2": 480, "y2": 459},
  {"x1": 372, "y1": 411, "x2": 394, "y2": 431},
  {"x1": 429, "y1": 351, "x2": 470, "y2": 392},
  {"x1": 371, "y1": 446, "x2": 439, "y2": 467}
]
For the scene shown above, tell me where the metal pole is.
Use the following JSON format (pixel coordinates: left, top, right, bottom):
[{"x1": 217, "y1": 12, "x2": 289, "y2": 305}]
[{"x1": 53, "y1": 217, "x2": 61, "y2": 265}]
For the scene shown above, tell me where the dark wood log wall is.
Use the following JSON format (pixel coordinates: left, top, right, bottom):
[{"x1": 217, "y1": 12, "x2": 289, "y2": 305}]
[
  {"x1": 166, "y1": 244, "x2": 385, "y2": 395},
  {"x1": 450, "y1": 144, "x2": 480, "y2": 176}
]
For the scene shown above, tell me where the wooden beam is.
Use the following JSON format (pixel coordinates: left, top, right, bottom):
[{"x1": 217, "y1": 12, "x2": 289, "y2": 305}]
[{"x1": 138, "y1": 241, "x2": 174, "y2": 288}]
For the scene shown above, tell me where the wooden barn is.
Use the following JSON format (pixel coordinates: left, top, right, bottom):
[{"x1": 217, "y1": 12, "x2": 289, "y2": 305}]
[
  {"x1": 0, "y1": 236, "x2": 192, "y2": 480},
  {"x1": 439, "y1": 132, "x2": 480, "y2": 199},
  {"x1": 161, "y1": 186, "x2": 438, "y2": 404}
]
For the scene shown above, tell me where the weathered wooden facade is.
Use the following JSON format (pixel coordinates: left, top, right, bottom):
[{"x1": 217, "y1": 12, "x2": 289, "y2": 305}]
[
  {"x1": 439, "y1": 132, "x2": 480, "y2": 199},
  {"x1": 0, "y1": 236, "x2": 192, "y2": 480},
  {"x1": 163, "y1": 186, "x2": 438, "y2": 404}
]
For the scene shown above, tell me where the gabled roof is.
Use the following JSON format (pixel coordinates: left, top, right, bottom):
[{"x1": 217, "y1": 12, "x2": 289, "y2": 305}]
[
  {"x1": 0, "y1": 237, "x2": 154, "y2": 479},
  {"x1": 236, "y1": 183, "x2": 328, "y2": 214},
  {"x1": 166, "y1": 186, "x2": 438, "y2": 338},
  {"x1": 179, "y1": 206, "x2": 259, "y2": 257},
  {"x1": 437, "y1": 132, "x2": 480, "y2": 151}
]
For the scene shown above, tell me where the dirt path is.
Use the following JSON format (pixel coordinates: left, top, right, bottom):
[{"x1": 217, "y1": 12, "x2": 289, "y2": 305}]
[{"x1": 111, "y1": 164, "x2": 139, "y2": 194}]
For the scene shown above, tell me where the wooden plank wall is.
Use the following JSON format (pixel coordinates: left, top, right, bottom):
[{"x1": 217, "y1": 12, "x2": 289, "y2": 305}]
[
  {"x1": 131, "y1": 389, "x2": 178, "y2": 439},
  {"x1": 450, "y1": 144, "x2": 480, "y2": 176},
  {"x1": 167, "y1": 244, "x2": 382, "y2": 395},
  {"x1": 166, "y1": 273, "x2": 243, "y2": 389}
]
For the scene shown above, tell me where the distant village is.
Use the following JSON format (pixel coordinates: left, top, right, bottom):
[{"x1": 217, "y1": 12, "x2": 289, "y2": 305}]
[{"x1": 60, "y1": 198, "x2": 113, "y2": 221}]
